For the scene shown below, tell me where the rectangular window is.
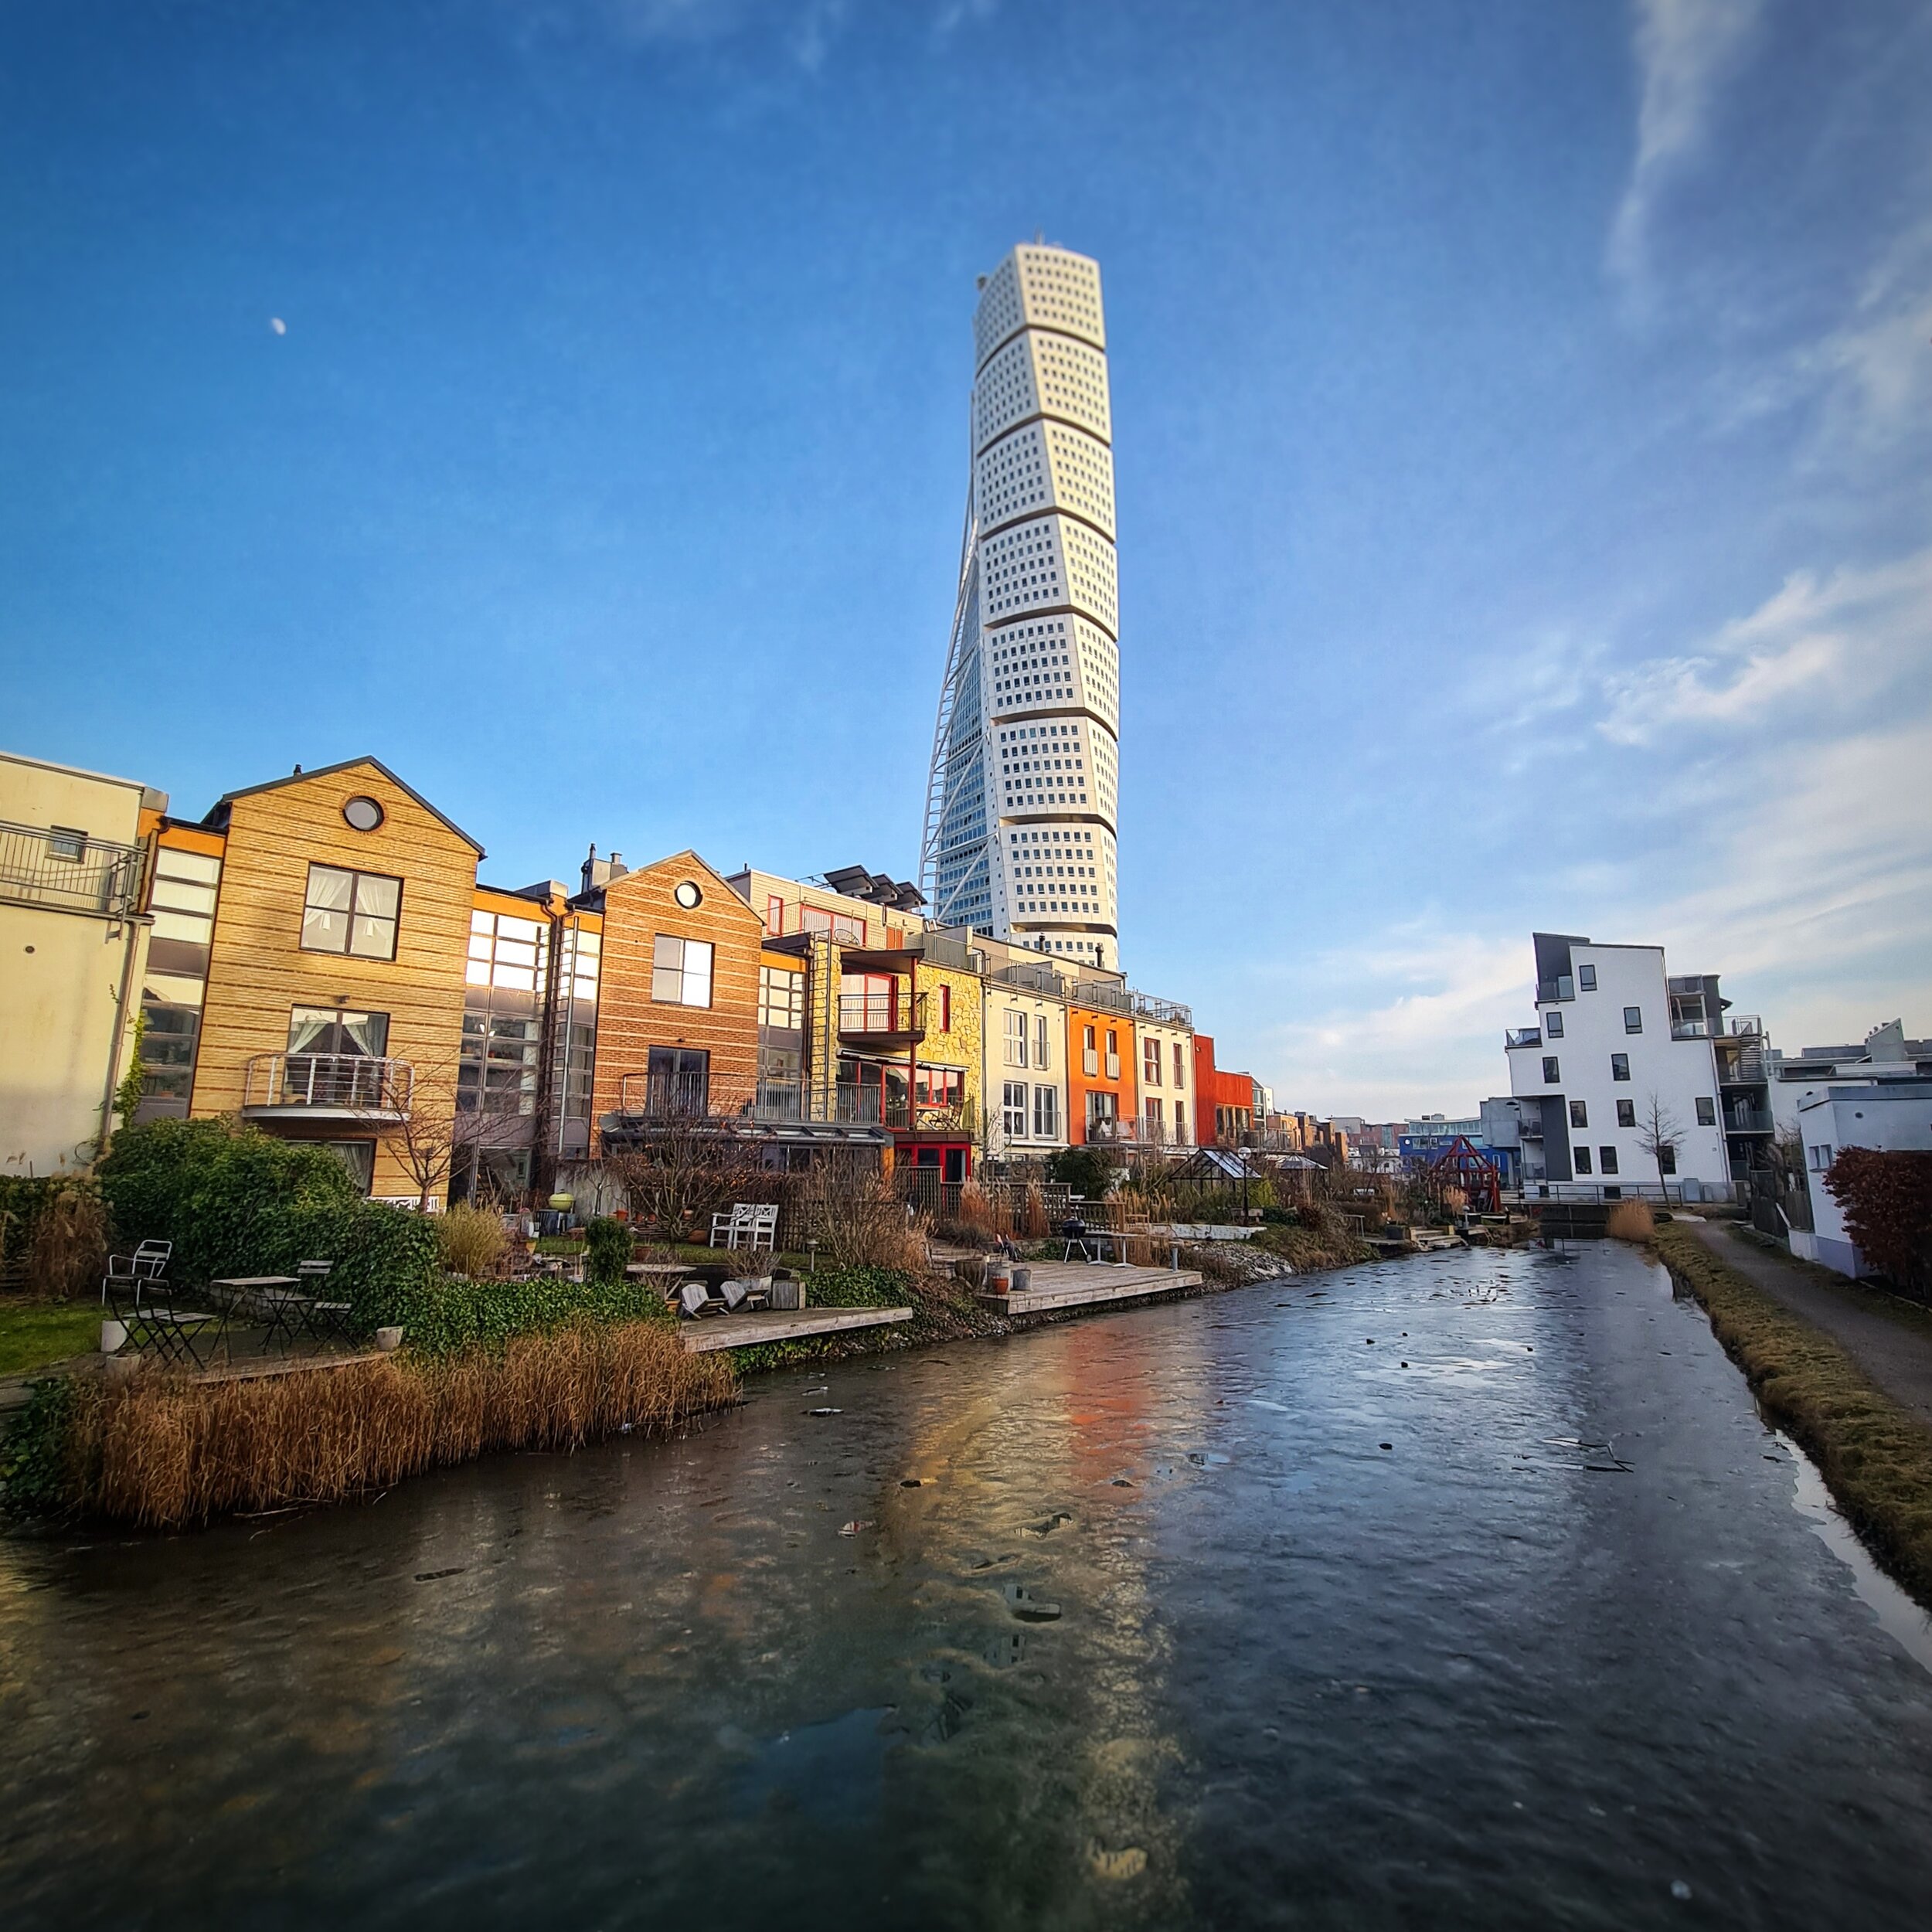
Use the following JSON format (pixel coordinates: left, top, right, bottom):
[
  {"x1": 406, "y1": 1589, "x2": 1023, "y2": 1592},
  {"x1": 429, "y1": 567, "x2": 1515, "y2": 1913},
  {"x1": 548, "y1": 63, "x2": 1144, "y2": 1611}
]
[
  {"x1": 1569, "y1": 1100, "x2": 1587, "y2": 1128},
  {"x1": 1616, "y1": 1099, "x2": 1636, "y2": 1128},
  {"x1": 1611, "y1": 1054, "x2": 1631, "y2": 1082},
  {"x1": 1574, "y1": 1145, "x2": 1593, "y2": 1175},
  {"x1": 1035, "y1": 1013, "x2": 1052, "y2": 1071},
  {"x1": 1578, "y1": 964, "x2": 1597, "y2": 991},
  {"x1": 1600, "y1": 1147, "x2": 1619, "y2": 1175},
  {"x1": 1087, "y1": 1089, "x2": 1117, "y2": 1128},
  {"x1": 758, "y1": 964, "x2": 804, "y2": 1030},
  {"x1": 47, "y1": 825, "x2": 87, "y2": 862},
  {"x1": 1005, "y1": 1008, "x2": 1029, "y2": 1068},
  {"x1": 287, "y1": 1007, "x2": 389, "y2": 1057},
  {"x1": 1173, "y1": 1043, "x2": 1185, "y2": 1087},
  {"x1": 1546, "y1": 1011, "x2": 1564, "y2": 1039},
  {"x1": 1175, "y1": 1102, "x2": 1186, "y2": 1141},
  {"x1": 938, "y1": 985, "x2": 951, "y2": 1032},
  {"x1": 1624, "y1": 1006, "x2": 1643, "y2": 1034},
  {"x1": 1144, "y1": 1038, "x2": 1161, "y2": 1087},
  {"x1": 651, "y1": 935, "x2": 713, "y2": 1008},
  {"x1": 766, "y1": 895, "x2": 784, "y2": 936},
  {"x1": 1543, "y1": 1056, "x2": 1560, "y2": 1083},
  {"x1": 1004, "y1": 1080, "x2": 1029, "y2": 1138},
  {"x1": 301, "y1": 864, "x2": 401, "y2": 960},
  {"x1": 1696, "y1": 1096, "x2": 1716, "y2": 1126},
  {"x1": 645, "y1": 1045, "x2": 709, "y2": 1116},
  {"x1": 1146, "y1": 1097, "x2": 1163, "y2": 1124},
  {"x1": 1083, "y1": 1025, "x2": 1098, "y2": 1077},
  {"x1": 1033, "y1": 1084, "x2": 1059, "y2": 1139},
  {"x1": 1658, "y1": 1147, "x2": 1676, "y2": 1175}
]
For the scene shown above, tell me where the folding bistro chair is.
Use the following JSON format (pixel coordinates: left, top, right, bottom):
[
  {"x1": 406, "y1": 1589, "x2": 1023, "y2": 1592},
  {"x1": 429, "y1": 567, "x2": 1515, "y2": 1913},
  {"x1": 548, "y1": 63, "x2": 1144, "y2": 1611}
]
[
  {"x1": 100, "y1": 1240, "x2": 173, "y2": 1304},
  {"x1": 102, "y1": 1269, "x2": 223, "y2": 1370},
  {"x1": 296, "y1": 1260, "x2": 355, "y2": 1347}
]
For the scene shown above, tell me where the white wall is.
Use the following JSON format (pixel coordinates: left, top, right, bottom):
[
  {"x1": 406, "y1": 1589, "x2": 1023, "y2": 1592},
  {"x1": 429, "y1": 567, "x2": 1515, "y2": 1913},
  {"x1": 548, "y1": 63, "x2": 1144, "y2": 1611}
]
[{"x1": 1796, "y1": 1087, "x2": 1932, "y2": 1277}]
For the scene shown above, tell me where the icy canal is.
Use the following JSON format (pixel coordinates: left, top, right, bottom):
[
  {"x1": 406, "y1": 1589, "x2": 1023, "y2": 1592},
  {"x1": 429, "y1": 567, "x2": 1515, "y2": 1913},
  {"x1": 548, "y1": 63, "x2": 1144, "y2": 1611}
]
[{"x1": 5, "y1": 1242, "x2": 1932, "y2": 1929}]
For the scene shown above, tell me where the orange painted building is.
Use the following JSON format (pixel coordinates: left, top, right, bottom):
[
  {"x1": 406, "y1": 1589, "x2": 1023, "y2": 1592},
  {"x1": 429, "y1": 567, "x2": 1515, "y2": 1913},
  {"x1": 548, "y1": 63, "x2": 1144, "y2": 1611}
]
[
  {"x1": 1192, "y1": 1033, "x2": 1257, "y2": 1147},
  {"x1": 1066, "y1": 998, "x2": 1136, "y2": 1145}
]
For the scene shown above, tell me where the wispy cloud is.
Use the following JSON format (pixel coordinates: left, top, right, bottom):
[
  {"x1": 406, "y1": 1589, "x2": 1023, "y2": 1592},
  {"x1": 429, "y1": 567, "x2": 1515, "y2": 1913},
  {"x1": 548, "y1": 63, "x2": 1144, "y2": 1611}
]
[
  {"x1": 1597, "y1": 546, "x2": 1932, "y2": 745},
  {"x1": 1607, "y1": 0, "x2": 1764, "y2": 296}
]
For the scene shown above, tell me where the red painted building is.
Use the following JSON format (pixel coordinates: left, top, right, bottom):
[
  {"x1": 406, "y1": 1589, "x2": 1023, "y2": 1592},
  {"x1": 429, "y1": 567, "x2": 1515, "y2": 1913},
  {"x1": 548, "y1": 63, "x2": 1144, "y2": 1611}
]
[{"x1": 1192, "y1": 1033, "x2": 1258, "y2": 1147}]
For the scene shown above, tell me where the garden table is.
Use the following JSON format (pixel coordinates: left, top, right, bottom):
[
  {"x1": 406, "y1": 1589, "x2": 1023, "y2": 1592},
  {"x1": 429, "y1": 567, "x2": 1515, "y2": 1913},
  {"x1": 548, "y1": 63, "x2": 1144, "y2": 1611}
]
[{"x1": 212, "y1": 1277, "x2": 308, "y2": 1349}]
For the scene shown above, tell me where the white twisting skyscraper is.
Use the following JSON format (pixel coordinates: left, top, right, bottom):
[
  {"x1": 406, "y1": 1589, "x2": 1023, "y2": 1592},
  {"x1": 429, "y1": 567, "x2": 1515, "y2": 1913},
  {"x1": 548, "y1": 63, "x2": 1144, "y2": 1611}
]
[{"x1": 921, "y1": 242, "x2": 1121, "y2": 971}]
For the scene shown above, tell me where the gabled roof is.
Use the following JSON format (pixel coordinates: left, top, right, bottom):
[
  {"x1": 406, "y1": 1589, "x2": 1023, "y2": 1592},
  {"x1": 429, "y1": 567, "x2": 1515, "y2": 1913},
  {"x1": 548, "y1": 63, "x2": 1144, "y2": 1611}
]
[
  {"x1": 205, "y1": 755, "x2": 485, "y2": 856},
  {"x1": 600, "y1": 849, "x2": 765, "y2": 922}
]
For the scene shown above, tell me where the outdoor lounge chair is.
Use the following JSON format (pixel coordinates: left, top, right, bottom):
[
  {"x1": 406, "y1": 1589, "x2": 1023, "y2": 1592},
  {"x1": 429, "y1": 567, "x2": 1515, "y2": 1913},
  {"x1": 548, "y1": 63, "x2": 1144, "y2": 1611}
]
[{"x1": 679, "y1": 1280, "x2": 726, "y2": 1319}]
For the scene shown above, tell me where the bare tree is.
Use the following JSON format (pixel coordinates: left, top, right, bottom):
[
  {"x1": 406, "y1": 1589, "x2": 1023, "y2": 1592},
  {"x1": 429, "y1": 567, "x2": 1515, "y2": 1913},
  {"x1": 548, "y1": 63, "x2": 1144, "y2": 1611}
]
[
  {"x1": 603, "y1": 1122, "x2": 764, "y2": 1246},
  {"x1": 1637, "y1": 1091, "x2": 1685, "y2": 1202}
]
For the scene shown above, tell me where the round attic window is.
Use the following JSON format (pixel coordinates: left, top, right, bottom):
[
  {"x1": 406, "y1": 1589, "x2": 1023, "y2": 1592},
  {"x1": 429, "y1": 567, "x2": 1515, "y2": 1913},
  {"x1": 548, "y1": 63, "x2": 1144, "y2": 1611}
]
[
  {"x1": 342, "y1": 796, "x2": 385, "y2": 832},
  {"x1": 673, "y1": 880, "x2": 702, "y2": 910}
]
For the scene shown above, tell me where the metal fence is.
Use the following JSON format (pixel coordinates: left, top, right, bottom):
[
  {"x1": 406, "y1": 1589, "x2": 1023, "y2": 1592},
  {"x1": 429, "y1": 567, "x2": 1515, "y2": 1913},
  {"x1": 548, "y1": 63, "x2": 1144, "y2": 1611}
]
[{"x1": 242, "y1": 1053, "x2": 413, "y2": 1115}]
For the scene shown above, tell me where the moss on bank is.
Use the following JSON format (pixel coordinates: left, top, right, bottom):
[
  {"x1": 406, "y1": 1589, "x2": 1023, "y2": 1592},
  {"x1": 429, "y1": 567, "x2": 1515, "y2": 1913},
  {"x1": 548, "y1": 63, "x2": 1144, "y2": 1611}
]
[{"x1": 1655, "y1": 1223, "x2": 1932, "y2": 1609}]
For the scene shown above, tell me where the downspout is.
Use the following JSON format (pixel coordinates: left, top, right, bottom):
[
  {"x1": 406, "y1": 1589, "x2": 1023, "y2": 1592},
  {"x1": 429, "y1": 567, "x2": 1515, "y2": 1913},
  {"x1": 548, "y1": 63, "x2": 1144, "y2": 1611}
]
[{"x1": 97, "y1": 843, "x2": 151, "y2": 1158}]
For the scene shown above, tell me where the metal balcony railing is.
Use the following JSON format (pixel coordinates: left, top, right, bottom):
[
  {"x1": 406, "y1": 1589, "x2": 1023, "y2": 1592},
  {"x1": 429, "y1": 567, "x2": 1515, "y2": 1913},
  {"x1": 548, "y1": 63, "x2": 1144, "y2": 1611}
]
[
  {"x1": 1131, "y1": 993, "x2": 1192, "y2": 1028},
  {"x1": 243, "y1": 1053, "x2": 413, "y2": 1117},
  {"x1": 0, "y1": 820, "x2": 145, "y2": 919},
  {"x1": 616, "y1": 1071, "x2": 711, "y2": 1117},
  {"x1": 994, "y1": 962, "x2": 1061, "y2": 993},
  {"x1": 838, "y1": 991, "x2": 927, "y2": 1039}
]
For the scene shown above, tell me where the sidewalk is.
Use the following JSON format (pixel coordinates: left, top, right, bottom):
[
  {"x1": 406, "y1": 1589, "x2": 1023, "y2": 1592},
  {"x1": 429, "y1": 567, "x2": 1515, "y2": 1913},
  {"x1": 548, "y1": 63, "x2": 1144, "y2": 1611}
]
[{"x1": 1685, "y1": 1218, "x2": 1932, "y2": 1430}]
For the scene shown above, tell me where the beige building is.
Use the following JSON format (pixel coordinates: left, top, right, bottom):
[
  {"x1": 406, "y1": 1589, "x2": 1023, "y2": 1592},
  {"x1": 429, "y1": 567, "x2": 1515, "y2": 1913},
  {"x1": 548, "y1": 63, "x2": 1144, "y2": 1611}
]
[
  {"x1": 1131, "y1": 998, "x2": 1195, "y2": 1148},
  {"x1": 0, "y1": 750, "x2": 160, "y2": 1174}
]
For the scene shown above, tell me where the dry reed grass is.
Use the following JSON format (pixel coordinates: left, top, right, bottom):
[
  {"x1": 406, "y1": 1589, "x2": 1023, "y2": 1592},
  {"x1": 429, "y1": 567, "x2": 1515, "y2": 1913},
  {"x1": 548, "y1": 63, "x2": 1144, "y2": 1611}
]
[
  {"x1": 1606, "y1": 1199, "x2": 1657, "y2": 1243},
  {"x1": 28, "y1": 1188, "x2": 106, "y2": 1300},
  {"x1": 437, "y1": 1201, "x2": 509, "y2": 1277},
  {"x1": 58, "y1": 1318, "x2": 736, "y2": 1529}
]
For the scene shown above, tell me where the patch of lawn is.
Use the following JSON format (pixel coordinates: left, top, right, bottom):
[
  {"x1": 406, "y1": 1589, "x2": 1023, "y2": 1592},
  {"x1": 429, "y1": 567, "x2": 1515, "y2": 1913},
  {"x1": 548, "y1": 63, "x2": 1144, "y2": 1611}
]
[
  {"x1": 1656, "y1": 1223, "x2": 1932, "y2": 1609},
  {"x1": 0, "y1": 1300, "x2": 102, "y2": 1378}
]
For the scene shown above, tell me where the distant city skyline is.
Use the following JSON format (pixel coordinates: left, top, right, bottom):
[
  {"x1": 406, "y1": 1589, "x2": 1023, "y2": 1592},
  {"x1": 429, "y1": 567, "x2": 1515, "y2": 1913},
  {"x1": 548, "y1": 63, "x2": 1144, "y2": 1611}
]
[{"x1": 3, "y1": 2, "x2": 1927, "y2": 1114}]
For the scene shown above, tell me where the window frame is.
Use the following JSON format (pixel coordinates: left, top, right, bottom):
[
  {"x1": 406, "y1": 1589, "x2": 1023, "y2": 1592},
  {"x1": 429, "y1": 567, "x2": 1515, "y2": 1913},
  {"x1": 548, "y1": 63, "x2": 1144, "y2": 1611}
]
[
  {"x1": 1574, "y1": 1145, "x2": 1593, "y2": 1175},
  {"x1": 1696, "y1": 1096, "x2": 1716, "y2": 1126},
  {"x1": 1578, "y1": 964, "x2": 1597, "y2": 992},
  {"x1": 1611, "y1": 1053, "x2": 1631, "y2": 1082},
  {"x1": 651, "y1": 934, "x2": 714, "y2": 1009},
  {"x1": 1616, "y1": 1100, "x2": 1636, "y2": 1129},
  {"x1": 1599, "y1": 1146, "x2": 1620, "y2": 1175},
  {"x1": 1623, "y1": 1006, "x2": 1644, "y2": 1034},
  {"x1": 1569, "y1": 1100, "x2": 1587, "y2": 1128},
  {"x1": 1546, "y1": 1010, "x2": 1564, "y2": 1039},
  {"x1": 1543, "y1": 1056, "x2": 1560, "y2": 1084},
  {"x1": 301, "y1": 863, "x2": 403, "y2": 962}
]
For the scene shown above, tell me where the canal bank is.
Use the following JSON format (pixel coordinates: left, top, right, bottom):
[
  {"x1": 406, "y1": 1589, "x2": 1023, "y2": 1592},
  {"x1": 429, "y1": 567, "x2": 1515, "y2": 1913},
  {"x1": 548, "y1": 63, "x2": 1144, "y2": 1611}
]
[
  {"x1": 5, "y1": 1243, "x2": 1932, "y2": 1929},
  {"x1": 1655, "y1": 1219, "x2": 1932, "y2": 1608}
]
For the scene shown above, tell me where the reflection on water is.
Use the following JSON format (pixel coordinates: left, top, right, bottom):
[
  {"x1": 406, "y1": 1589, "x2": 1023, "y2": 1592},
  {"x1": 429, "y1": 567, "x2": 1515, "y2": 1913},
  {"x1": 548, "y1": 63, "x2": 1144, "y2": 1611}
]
[{"x1": 4, "y1": 1244, "x2": 1932, "y2": 1929}]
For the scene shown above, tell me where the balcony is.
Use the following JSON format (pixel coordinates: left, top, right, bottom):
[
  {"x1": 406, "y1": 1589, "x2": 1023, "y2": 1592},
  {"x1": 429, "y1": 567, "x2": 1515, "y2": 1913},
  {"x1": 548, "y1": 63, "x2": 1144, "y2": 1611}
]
[
  {"x1": 1090, "y1": 1115, "x2": 1179, "y2": 1148},
  {"x1": 1724, "y1": 1106, "x2": 1774, "y2": 1135},
  {"x1": 0, "y1": 820, "x2": 145, "y2": 920},
  {"x1": 1131, "y1": 993, "x2": 1192, "y2": 1028},
  {"x1": 242, "y1": 1053, "x2": 413, "y2": 1123},
  {"x1": 1505, "y1": 1029, "x2": 1543, "y2": 1049},
  {"x1": 1671, "y1": 1022, "x2": 1713, "y2": 1040},
  {"x1": 838, "y1": 990, "x2": 927, "y2": 1046},
  {"x1": 1536, "y1": 975, "x2": 1574, "y2": 1004},
  {"x1": 1073, "y1": 980, "x2": 1133, "y2": 1015},
  {"x1": 616, "y1": 1071, "x2": 711, "y2": 1118},
  {"x1": 905, "y1": 1096, "x2": 977, "y2": 1137}
]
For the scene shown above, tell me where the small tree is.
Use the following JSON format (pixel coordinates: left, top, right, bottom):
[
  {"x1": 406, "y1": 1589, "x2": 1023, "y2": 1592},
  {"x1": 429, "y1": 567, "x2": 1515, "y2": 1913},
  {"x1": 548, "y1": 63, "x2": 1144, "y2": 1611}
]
[
  {"x1": 1637, "y1": 1092, "x2": 1685, "y2": 1202},
  {"x1": 604, "y1": 1122, "x2": 763, "y2": 1246}
]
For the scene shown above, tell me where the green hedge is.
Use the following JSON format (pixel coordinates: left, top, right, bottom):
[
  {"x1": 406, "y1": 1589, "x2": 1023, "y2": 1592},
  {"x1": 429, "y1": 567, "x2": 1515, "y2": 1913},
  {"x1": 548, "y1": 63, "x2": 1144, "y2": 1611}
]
[
  {"x1": 807, "y1": 1266, "x2": 914, "y2": 1309},
  {"x1": 379, "y1": 1275, "x2": 672, "y2": 1356},
  {"x1": 94, "y1": 1119, "x2": 438, "y2": 1332}
]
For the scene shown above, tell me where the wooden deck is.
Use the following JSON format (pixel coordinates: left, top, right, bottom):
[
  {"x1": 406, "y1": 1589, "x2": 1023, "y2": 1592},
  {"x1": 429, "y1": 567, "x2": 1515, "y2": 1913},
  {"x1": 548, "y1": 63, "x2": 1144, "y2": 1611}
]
[
  {"x1": 680, "y1": 1305, "x2": 914, "y2": 1353},
  {"x1": 981, "y1": 1262, "x2": 1204, "y2": 1317}
]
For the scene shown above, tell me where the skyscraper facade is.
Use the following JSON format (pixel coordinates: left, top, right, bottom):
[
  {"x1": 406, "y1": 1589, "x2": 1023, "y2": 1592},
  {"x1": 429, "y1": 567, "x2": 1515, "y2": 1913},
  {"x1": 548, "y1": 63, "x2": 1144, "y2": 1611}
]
[{"x1": 921, "y1": 243, "x2": 1121, "y2": 972}]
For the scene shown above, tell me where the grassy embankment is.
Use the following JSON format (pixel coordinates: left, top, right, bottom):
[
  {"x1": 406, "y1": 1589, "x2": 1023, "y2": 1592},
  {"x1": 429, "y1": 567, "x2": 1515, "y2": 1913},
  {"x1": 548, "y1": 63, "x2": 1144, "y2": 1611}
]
[
  {"x1": 1654, "y1": 1222, "x2": 1932, "y2": 1607},
  {"x1": 2, "y1": 1318, "x2": 737, "y2": 1530},
  {"x1": 0, "y1": 1301, "x2": 103, "y2": 1379}
]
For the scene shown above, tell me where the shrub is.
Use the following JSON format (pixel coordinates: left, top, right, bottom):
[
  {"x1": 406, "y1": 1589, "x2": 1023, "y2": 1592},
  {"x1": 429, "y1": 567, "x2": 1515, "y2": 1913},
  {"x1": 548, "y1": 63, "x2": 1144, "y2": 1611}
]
[
  {"x1": 583, "y1": 1216, "x2": 634, "y2": 1286},
  {"x1": 808, "y1": 1265, "x2": 914, "y2": 1309},
  {"x1": 1606, "y1": 1199, "x2": 1656, "y2": 1244},
  {"x1": 437, "y1": 1202, "x2": 509, "y2": 1277},
  {"x1": 94, "y1": 1118, "x2": 440, "y2": 1332},
  {"x1": 1046, "y1": 1147, "x2": 1114, "y2": 1201},
  {"x1": 377, "y1": 1273, "x2": 672, "y2": 1357},
  {"x1": 1824, "y1": 1149, "x2": 1932, "y2": 1299}
]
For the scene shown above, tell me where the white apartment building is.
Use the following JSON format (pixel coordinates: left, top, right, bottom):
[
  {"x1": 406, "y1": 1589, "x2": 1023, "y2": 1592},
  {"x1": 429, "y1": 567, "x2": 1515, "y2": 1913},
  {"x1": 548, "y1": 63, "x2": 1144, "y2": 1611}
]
[
  {"x1": 1502, "y1": 932, "x2": 1769, "y2": 1199},
  {"x1": 922, "y1": 241, "x2": 1122, "y2": 971},
  {"x1": 981, "y1": 954, "x2": 1069, "y2": 1159},
  {"x1": 1767, "y1": 1019, "x2": 1930, "y2": 1139},
  {"x1": 1792, "y1": 1080, "x2": 1932, "y2": 1277}
]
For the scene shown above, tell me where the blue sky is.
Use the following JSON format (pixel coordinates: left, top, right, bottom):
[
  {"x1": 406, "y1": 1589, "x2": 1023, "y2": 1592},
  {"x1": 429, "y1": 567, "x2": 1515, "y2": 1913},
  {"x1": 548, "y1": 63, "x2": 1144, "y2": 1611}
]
[{"x1": 4, "y1": 0, "x2": 1928, "y2": 1115}]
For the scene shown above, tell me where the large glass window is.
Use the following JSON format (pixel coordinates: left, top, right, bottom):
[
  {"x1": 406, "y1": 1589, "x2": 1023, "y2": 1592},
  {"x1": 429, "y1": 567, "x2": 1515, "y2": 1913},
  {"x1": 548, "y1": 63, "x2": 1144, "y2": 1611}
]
[
  {"x1": 1033, "y1": 1084, "x2": 1059, "y2": 1139},
  {"x1": 652, "y1": 935, "x2": 713, "y2": 1007},
  {"x1": 302, "y1": 865, "x2": 400, "y2": 960},
  {"x1": 457, "y1": 1012, "x2": 541, "y2": 1115},
  {"x1": 1004, "y1": 1008, "x2": 1029, "y2": 1068},
  {"x1": 645, "y1": 1046, "x2": 709, "y2": 1115},
  {"x1": 759, "y1": 965, "x2": 804, "y2": 1029},
  {"x1": 1003, "y1": 1081, "x2": 1029, "y2": 1138},
  {"x1": 287, "y1": 1007, "x2": 389, "y2": 1056}
]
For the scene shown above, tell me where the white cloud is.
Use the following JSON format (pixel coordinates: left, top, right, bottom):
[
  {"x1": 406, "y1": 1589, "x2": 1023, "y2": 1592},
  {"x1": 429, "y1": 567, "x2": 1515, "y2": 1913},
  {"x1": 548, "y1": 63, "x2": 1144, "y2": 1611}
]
[
  {"x1": 1597, "y1": 546, "x2": 1932, "y2": 746},
  {"x1": 1608, "y1": 0, "x2": 1764, "y2": 294}
]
